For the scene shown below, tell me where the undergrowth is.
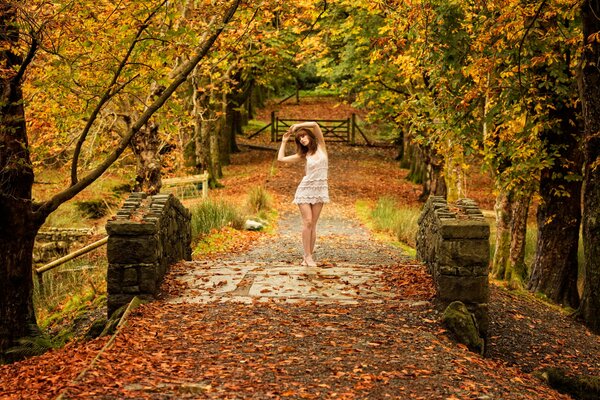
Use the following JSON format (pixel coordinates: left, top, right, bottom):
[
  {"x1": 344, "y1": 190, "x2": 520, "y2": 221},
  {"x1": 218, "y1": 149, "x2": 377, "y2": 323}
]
[
  {"x1": 190, "y1": 199, "x2": 245, "y2": 238},
  {"x1": 34, "y1": 252, "x2": 107, "y2": 325},
  {"x1": 355, "y1": 198, "x2": 417, "y2": 256}
]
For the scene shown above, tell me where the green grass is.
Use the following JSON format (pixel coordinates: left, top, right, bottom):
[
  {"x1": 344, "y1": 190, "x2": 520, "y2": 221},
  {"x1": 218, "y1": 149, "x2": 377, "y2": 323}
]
[
  {"x1": 245, "y1": 186, "x2": 273, "y2": 214},
  {"x1": 298, "y1": 87, "x2": 341, "y2": 97},
  {"x1": 369, "y1": 197, "x2": 421, "y2": 247},
  {"x1": 33, "y1": 252, "x2": 107, "y2": 325},
  {"x1": 243, "y1": 119, "x2": 269, "y2": 136},
  {"x1": 190, "y1": 198, "x2": 245, "y2": 238},
  {"x1": 355, "y1": 198, "x2": 419, "y2": 257}
]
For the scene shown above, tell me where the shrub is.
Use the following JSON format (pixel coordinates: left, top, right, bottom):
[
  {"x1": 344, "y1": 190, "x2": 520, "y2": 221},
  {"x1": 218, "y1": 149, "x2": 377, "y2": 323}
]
[
  {"x1": 190, "y1": 199, "x2": 244, "y2": 238},
  {"x1": 371, "y1": 197, "x2": 420, "y2": 247},
  {"x1": 75, "y1": 199, "x2": 115, "y2": 219},
  {"x1": 246, "y1": 186, "x2": 272, "y2": 214}
]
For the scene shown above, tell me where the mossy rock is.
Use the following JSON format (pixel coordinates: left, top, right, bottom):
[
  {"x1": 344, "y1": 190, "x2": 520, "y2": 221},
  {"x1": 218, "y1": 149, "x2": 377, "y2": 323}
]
[
  {"x1": 111, "y1": 183, "x2": 133, "y2": 195},
  {"x1": 442, "y1": 301, "x2": 484, "y2": 355},
  {"x1": 541, "y1": 367, "x2": 600, "y2": 400},
  {"x1": 101, "y1": 296, "x2": 144, "y2": 337},
  {"x1": 84, "y1": 317, "x2": 108, "y2": 340},
  {"x1": 75, "y1": 199, "x2": 114, "y2": 219}
]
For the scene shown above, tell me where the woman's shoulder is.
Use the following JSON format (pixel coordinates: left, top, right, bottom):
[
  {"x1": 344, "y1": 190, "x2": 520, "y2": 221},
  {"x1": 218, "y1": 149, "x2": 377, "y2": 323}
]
[{"x1": 318, "y1": 146, "x2": 328, "y2": 157}]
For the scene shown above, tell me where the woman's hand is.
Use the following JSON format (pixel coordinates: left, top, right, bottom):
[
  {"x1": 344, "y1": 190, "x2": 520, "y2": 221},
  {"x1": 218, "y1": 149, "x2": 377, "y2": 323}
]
[{"x1": 282, "y1": 128, "x2": 293, "y2": 141}]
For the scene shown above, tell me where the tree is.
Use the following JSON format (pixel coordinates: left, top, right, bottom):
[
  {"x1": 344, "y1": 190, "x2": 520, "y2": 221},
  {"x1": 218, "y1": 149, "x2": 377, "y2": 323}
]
[
  {"x1": 0, "y1": 0, "x2": 240, "y2": 360},
  {"x1": 577, "y1": 0, "x2": 600, "y2": 332}
]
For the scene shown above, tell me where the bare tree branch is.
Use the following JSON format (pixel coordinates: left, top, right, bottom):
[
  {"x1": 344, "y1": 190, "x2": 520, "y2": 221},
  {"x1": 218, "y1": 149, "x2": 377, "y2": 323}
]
[
  {"x1": 34, "y1": 0, "x2": 241, "y2": 222},
  {"x1": 70, "y1": 0, "x2": 169, "y2": 185}
]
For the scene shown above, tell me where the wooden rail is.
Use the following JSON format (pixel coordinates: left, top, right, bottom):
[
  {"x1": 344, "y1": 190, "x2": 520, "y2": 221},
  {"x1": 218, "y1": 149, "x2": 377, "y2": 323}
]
[
  {"x1": 35, "y1": 236, "x2": 108, "y2": 277},
  {"x1": 161, "y1": 171, "x2": 209, "y2": 199}
]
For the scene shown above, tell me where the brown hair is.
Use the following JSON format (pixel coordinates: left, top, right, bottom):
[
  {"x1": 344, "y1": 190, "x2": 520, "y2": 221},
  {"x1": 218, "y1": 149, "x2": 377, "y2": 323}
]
[{"x1": 294, "y1": 127, "x2": 318, "y2": 157}]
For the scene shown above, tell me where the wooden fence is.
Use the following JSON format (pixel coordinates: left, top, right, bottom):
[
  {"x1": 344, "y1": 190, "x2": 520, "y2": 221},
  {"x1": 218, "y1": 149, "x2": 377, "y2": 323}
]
[
  {"x1": 248, "y1": 112, "x2": 371, "y2": 146},
  {"x1": 161, "y1": 171, "x2": 209, "y2": 199}
]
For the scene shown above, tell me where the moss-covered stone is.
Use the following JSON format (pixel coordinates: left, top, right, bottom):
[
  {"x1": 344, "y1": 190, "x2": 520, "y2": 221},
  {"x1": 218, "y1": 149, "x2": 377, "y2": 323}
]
[
  {"x1": 84, "y1": 318, "x2": 108, "y2": 339},
  {"x1": 442, "y1": 301, "x2": 484, "y2": 355},
  {"x1": 542, "y1": 367, "x2": 600, "y2": 400}
]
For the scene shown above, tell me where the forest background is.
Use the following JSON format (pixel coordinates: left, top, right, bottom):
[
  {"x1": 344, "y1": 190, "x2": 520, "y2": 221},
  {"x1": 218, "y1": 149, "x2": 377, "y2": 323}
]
[{"x1": 0, "y1": 0, "x2": 599, "y2": 371}]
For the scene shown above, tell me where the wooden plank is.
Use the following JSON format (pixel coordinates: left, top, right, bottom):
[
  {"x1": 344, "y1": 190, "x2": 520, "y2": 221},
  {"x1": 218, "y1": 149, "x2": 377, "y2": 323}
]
[
  {"x1": 35, "y1": 236, "x2": 108, "y2": 276},
  {"x1": 162, "y1": 173, "x2": 209, "y2": 186},
  {"x1": 161, "y1": 172, "x2": 209, "y2": 199}
]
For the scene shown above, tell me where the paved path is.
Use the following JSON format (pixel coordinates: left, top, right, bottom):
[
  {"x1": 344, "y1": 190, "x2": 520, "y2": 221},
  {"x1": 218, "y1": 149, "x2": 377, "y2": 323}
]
[{"x1": 170, "y1": 210, "x2": 413, "y2": 305}]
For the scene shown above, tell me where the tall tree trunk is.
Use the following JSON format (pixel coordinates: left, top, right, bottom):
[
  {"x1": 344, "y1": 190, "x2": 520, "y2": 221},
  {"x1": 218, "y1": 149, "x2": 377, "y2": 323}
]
[
  {"x1": 506, "y1": 190, "x2": 532, "y2": 289},
  {"x1": 577, "y1": 0, "x2": 600, "y2": 332},
  {"x1": 210, "y1": 119, "x2": 223, "y2": 179},
  {"x1": 420, "y1": 149, "x2": 447, "y2": 201},
  {"x1": 198, "y1": 117, "x2": 218, "y2": 186},
  {"x1": 528, "y1": 125, "x2": 582, "y2": 307},
  {"x1": 444, "y1": 147, "x2": 465, "y2": 203},
  {"x1": 131, "y1": 123, "x2": 162, "y2": 195},
  {"x1": 492, "y1": 190, "x2": 513, "y2": 279},
  {"x1": 0, "y1": 4, "x2": 40, "y2": 358},
  {"x1": 219, "y1": 88, "x2": 231, "y2": 166}
]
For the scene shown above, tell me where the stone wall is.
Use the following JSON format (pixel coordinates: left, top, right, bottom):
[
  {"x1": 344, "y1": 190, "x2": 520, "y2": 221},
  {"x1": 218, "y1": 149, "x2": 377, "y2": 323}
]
[
  {"x1": 106, "y1": 193, "x2": 192, "y2": 316},
  {"x1": 416, "y1": 196, "x2": 490, "y2": 338},
  {"x1": 34, "y1": 228, "x2": 93, "y2": 264}
]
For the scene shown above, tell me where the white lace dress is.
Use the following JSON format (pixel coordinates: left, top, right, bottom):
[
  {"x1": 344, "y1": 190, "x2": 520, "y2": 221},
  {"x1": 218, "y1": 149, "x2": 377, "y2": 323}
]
[{"x1": 293, "y1": 147, "x2": 330, "y2": 204}]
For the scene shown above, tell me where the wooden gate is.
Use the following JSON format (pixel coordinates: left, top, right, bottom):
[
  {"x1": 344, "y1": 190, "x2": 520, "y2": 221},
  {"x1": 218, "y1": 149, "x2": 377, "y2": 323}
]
[{"x1": 248, "y1": 112, "x2": 371, "y2": 146}]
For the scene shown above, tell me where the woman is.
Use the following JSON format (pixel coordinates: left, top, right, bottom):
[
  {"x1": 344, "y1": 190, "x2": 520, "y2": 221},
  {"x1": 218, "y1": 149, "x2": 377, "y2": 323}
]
[{"x1": 277, "y1": 121, "x2": 329, "y2": 267}]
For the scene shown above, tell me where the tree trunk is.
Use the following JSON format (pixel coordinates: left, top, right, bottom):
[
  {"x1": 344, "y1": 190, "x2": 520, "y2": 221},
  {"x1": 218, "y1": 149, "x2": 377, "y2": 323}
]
[
  {"x1": 528, "y1": 125, "x2": 582, "y2": 308},
  {"x1": 400, "y1": 133, "x2": 411, "y2": 168},
  {"x1": 210, "y1": 115, "x2": 223, "y2": 179},
  {"x1": 492, "y1": 190, "x2": 513, "y2": 279},
  {"x1": 506, "y1": 190, "x2": 532, "y2": 289},
  {"x1": 0, "y1": 4, "x2": 40, "y2": 358},
  {"x1": 407, "y1": 145, "x2": 425, "y2": 184},
  {"x1": 577, "y1": 0, "x2": 600, "y2": 332},
  {"x1": 131, "y1": 123, "x2": 162, "y2": 195},
  {"x1": 420, "y1": 148, "x2": 447, "y2": 201},
  {"x1": 444, "y1": 148, "x2": 465, "y2": 203}
]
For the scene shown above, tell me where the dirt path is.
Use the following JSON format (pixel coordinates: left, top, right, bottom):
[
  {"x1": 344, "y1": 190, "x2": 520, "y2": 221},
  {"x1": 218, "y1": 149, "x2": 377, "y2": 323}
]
[{"x1": 167, "y1": 208, "x2": 415, "y2": 306}]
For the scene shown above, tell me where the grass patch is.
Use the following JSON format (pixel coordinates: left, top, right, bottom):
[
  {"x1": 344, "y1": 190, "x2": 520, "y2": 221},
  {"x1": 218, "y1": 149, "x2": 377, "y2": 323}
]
[
  {"x1": 193, "y1": 226, "x2": 248, "y2": 256},
  {"x1": 245, "y1": 186, "x2": 273, "y2": 214},
  {"x1": 190, "y1": 199, "x2": 245, "y2": 238},
  {"x1": 370, "y1": 197, "x2": 420, "y2": 248},
  {"x1": 243, "y1": 119, "x2": 268, "y2": 136},
  {"x1": 34, "y1": 252, "x2": 107, "y2": 325},
  {"x1": 355, "y1": 198, "x2": 418, "y2": 257},
  {"x1": 298, "y1": 87, "x2": 341, "y2": 97}
]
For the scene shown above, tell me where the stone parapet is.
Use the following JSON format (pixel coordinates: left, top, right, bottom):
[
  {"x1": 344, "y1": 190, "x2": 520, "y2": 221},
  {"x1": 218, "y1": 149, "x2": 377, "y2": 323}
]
[
  {"x1": 34, "y1": 227, "x2": 94, "y2": 264},
  {"x1": 106, "y1": 193, "x2": 191, "y2": 316},
  {"x1": 417, "y1": 196, "x2": 490, "y2": 338}
]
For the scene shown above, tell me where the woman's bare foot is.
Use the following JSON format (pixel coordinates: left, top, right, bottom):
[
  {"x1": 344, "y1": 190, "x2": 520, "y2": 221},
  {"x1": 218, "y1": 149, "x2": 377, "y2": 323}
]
[{"x1": 304, "y1": 256, "x2": 317, "y2": 267}]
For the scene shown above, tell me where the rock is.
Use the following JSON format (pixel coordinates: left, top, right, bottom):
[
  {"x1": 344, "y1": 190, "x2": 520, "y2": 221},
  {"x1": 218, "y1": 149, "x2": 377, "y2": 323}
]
[
  {"x1": 84, "y1": 318, "x2": 108, "y2": 339},
  {"x1": 542, "y1": 367, "x2": 600, "y2": 400},
  {"x1": 442, "y1": 301, "x2": 484, "y2": 354},
  {"x1": 244, "y1": 219, "x2": 265, "y2": 231}
]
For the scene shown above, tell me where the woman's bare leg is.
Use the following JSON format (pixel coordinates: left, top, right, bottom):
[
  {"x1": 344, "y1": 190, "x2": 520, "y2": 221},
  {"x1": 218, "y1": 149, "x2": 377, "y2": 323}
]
[
  {"x1": 310, "y1": 203, "x2": 324, "y2": 255},
  {"x1": 298, "y1": 204, "x2": 315, "y2": 265}
]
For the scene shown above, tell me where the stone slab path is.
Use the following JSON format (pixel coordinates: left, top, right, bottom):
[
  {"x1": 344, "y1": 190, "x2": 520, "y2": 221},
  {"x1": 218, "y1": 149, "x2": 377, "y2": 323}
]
[{"x1": 170, "y1": 209, "x2": 413, "y2": 305}]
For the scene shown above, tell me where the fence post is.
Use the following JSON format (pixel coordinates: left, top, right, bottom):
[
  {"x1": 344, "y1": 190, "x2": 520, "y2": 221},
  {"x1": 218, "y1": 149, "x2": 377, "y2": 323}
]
[
  {"x1": 270, "y1": 111, "x2": 276, "y2": 142},
  {"x1": 351, "y1": 113, "x2": 356, "y2": 145},
  {"x1": 202, "y1": 170, "x2": 209, "y2": 198}
]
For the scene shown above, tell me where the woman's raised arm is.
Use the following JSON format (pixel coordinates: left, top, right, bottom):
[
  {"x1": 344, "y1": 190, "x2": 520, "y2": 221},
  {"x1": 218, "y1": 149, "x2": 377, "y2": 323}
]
[
  {"x1": 292, "y1": 121, "x2": 326, "y2": 152},
  {"x1": 278, "y1": 128, "x2": 301, "y2": 163}
]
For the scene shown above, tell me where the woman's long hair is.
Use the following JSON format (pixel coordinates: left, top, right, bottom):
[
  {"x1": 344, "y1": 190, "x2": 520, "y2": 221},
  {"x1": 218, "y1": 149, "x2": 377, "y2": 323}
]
[{"x1": 294, "y1": 127, "x2": 318, "y2": 157}]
